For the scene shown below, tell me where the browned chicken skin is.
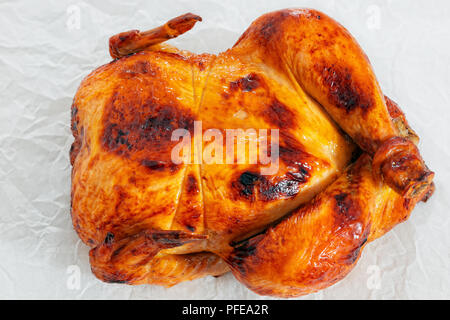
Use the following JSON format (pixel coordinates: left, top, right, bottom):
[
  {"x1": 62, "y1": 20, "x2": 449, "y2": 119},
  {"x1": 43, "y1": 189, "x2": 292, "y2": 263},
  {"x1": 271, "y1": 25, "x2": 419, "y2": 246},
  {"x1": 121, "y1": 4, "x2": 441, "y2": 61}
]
[{"x1": 70, "y1": 9, "x2": 434, "y2": 297}]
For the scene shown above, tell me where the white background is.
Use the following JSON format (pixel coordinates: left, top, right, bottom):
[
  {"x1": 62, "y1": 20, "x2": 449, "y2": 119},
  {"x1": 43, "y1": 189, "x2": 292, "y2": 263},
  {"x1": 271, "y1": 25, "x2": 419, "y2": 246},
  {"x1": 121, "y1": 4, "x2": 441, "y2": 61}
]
[{"x1": 0, "y1": 0, "x2": 449, "y2": 299}]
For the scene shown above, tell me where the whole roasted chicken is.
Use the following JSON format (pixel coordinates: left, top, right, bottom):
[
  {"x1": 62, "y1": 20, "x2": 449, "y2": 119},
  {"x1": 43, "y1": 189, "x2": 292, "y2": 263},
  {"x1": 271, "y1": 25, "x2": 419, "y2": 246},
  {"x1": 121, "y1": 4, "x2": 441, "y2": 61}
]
[{"x1": 70, "y1": 9, "x2": 434, "y2": 297}]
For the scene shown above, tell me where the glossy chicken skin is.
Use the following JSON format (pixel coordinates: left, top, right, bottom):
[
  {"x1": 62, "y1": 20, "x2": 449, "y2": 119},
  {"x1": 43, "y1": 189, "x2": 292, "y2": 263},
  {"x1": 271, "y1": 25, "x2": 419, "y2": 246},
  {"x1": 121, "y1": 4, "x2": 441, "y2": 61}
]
[{"x1": 70, "y1": 9, "x2": 434, "y2": 296}]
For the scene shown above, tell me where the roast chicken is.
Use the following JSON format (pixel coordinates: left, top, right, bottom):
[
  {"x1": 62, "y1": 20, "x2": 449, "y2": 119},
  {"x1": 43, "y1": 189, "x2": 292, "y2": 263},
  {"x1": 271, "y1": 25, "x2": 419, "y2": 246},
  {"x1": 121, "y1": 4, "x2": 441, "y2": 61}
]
[{"x1": 70, "y1": 9, "x2": 434, "y2": 297}]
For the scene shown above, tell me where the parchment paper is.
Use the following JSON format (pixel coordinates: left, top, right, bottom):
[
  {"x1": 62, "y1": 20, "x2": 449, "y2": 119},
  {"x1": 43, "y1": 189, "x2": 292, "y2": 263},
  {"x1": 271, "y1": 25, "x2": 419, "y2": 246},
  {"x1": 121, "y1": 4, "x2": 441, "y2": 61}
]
[{"x1": 0, "y1": 0, "x2": 449, "y2": 299}]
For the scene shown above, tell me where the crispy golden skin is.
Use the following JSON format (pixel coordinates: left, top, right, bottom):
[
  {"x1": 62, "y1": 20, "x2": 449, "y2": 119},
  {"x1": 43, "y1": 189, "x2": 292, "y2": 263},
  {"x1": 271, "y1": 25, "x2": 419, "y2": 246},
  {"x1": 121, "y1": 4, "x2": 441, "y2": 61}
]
[{"x1": 70, "y1": 9, "x2": 434, "y2": 297}]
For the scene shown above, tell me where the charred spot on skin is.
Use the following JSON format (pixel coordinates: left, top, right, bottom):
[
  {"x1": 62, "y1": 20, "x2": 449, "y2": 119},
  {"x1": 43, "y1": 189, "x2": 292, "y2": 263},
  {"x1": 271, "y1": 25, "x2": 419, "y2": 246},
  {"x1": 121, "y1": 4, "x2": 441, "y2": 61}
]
[
  {"x1": 228, "y1": 233, "x2": 265, "y2": 275},
  {"x1": 189, "y1": 54, "x2": 212, "y2": 71},
  {"x1": 229, "y1": 73, "x2": 262, "y2": 93},
  {"x1": 120, "y1": 60, "x2": 157, "y2": 78},
  {"x1": 334, "y1": 193, "x2": 350, "y2": 215},
  {"x1": 71, "y1": 104, "x2": 78, "y2": 130},
  {"x1": 221, "y1": 92, "x2": 231, "y2": 100},
  {"x1": 70, "y1": 103, "x2": 82, "y2": 165},
  {"x1": 73, "y1": 220, "x2": 81, "y2": 233},
  {"x1": 104, "y1": 232, "x2": 115, "y2": 245},
  {"x1": 260, "y1": 21, "x2": 277, "y2": 41},
  {"x1": 286, "y1": 169, "x2": 309, "y2": 183},
  {"x1": 141, "y1": 159, "x2": 164, "y2": 170},
  {"x1": 101, "y1": 272, "x2": 129, "y2": 284},
  {"x1": 174, "y1": 206, "x2": 202, "y2": 234},
  {"x1": 102, "y1": 89, "x2": 195, "y2": 171},
  {"x1": 318, "y1": 63, "x2": 373, "y2": 114},
  {"x1": 114, "y1": 128, "x2": 131, "y2": 148},
  {"x1": 234, "y1": 242, "x2": 258, "y2": 259},
  {"x1": 186, "y1": 174, "x2": 200, "y2": 194},
  {"x1": 150, "y1": 232, "x2": 173, "y2": 243},
  {"x1": 108, "y1": 279, "x2": 128, "y2": 284},
  {"x1": 230, "y1": 131, "x2": 314, "y2": 201},
  {"x1": 258, "y1": 11, "x2": 290, "y2": 41},
  {"x1": 259, "y1": 179, "x2": 296, "y2": 200},
  {"x1": 194, "y1": 59, "x2": 206, "y2": 71},
  {"x1": 141, "y1": 159, "x2": 179, "y2": 172},
  {"x1": 236, "y1": 171, "x2": 261, "y2": 197},
  {"x1": 228, "y1": 243, "x2": 257, "y2": 274},
  {"x1": 70, "y1": 126, "x2": 83, "y2": 166},
  {"x1": 333, "y1": 192, "x2": 362, "y2": 229},
  {"x1": 232, "y1": 165, "x2": 310, "y2": 202},
  {"x1": 350, "y1": 147, "x2": 363, "y2": 164},
  {"x1": 262, "y1": 98, "x2": 296, "y2": 129},
  {"x1": 69, "y1": 142, "x2": 80, "y2": 165}
]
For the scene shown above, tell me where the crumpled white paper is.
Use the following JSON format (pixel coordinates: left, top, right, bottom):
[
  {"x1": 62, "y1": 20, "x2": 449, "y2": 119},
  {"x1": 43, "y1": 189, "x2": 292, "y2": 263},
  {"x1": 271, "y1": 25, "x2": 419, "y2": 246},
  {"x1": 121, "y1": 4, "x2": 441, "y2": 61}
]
[{"x1": 0, "y1": 0, "x2": 449, "y2": 299}]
